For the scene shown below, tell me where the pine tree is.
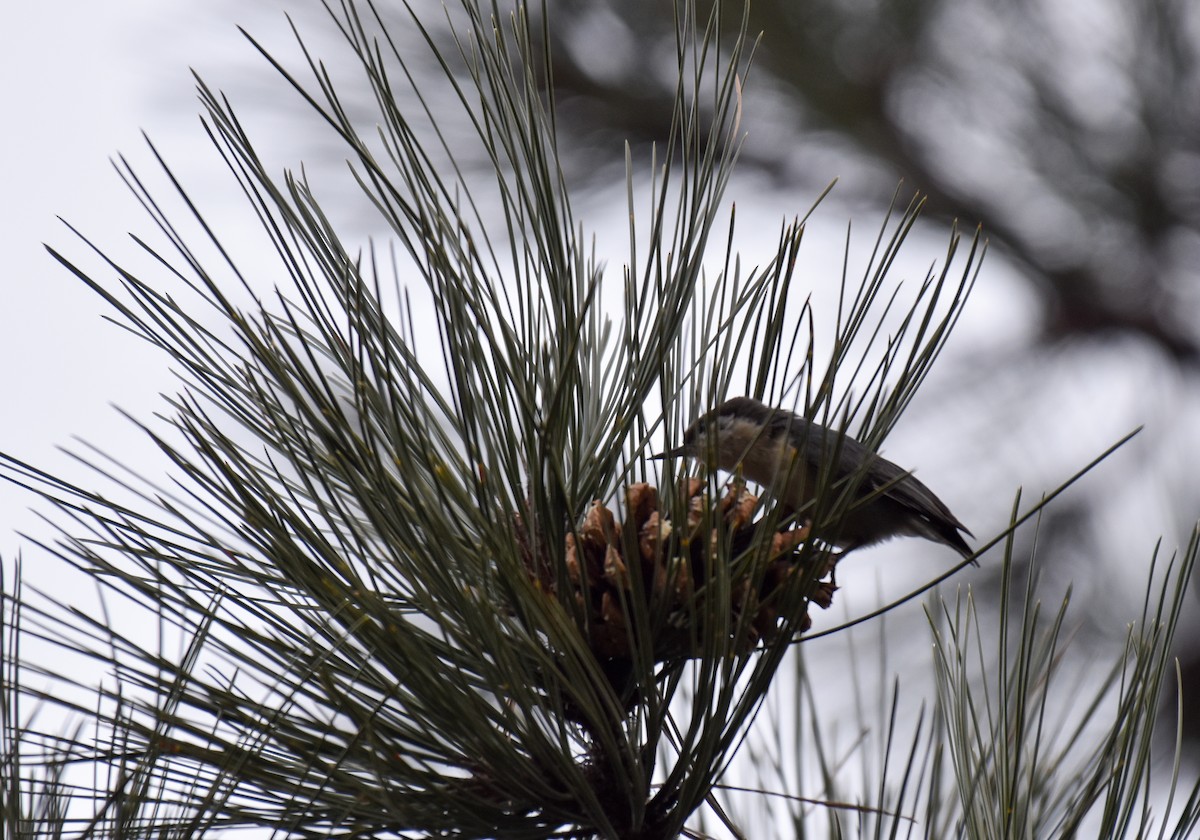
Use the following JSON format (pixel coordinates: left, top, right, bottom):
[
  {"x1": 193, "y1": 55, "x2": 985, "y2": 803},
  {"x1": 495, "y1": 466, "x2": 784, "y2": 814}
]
[{"x1": 1, "y1": 2, "x2": 1196, "y2": 837}]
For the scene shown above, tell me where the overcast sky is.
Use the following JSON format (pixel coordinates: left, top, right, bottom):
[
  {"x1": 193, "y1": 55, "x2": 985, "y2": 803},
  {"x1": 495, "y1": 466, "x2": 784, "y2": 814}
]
[
  {"x1": 5, "y1": 4, "x2": 158, "y2": 554},
  {"x1": 1, "y1": 3, "x2": 254, "y2": 563}
]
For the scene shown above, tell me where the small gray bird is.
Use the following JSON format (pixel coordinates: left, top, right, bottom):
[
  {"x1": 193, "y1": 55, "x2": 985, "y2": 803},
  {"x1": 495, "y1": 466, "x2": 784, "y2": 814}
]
[{"x1": 652, "y1": 396, "x2": 974, "y2": 560}]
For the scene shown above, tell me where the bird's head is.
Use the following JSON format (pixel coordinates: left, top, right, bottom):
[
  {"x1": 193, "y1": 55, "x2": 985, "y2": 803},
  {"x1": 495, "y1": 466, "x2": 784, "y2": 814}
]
[{"x1": 651, "y1": 397, "x2": 779, "y2": 468}]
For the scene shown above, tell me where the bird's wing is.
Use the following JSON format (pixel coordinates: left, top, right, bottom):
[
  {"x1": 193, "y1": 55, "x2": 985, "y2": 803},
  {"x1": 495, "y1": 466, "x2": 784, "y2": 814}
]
[
  {"x1": 794, "y1": 418, "x2": 968, "y2": 532},
  {"x1": 863, "y1": 454, "x2": 969, "y2": 531}
]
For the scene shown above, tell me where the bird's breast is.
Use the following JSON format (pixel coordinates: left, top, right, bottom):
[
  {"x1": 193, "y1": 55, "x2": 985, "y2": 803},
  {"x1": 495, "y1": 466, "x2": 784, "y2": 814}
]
[{"x1": 734, "y1": 441, "x2": 818, "y2": 510}]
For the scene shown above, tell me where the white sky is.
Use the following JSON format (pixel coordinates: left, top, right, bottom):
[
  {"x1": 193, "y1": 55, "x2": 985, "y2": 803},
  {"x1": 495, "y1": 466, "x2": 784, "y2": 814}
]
[{"x1": 2, "y1": 2, "x2": 205, "y2": 559}]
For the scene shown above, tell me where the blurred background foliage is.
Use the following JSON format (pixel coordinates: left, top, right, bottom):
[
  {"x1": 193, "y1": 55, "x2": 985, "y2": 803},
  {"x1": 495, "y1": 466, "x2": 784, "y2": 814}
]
[{"x1": 546, "y1": 0, "x2": 1200, "y2": 359}]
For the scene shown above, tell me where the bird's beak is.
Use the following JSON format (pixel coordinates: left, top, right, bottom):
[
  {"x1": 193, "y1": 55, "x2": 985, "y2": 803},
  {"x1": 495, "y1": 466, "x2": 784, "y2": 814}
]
[{"x1": 649, "y1": 445, "x2": 692, "y2": 460}]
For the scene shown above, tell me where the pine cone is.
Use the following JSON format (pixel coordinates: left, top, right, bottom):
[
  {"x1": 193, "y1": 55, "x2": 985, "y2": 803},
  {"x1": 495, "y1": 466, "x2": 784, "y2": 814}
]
[{"x1": 518, "y1": 480, "x2": 837, "y2": 661}]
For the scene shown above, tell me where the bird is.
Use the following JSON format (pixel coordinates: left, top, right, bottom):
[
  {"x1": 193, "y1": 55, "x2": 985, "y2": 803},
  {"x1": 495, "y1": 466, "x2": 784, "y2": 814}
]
[{"x1": 651, "y1": 396, "x2": 975, "y2": 561}]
